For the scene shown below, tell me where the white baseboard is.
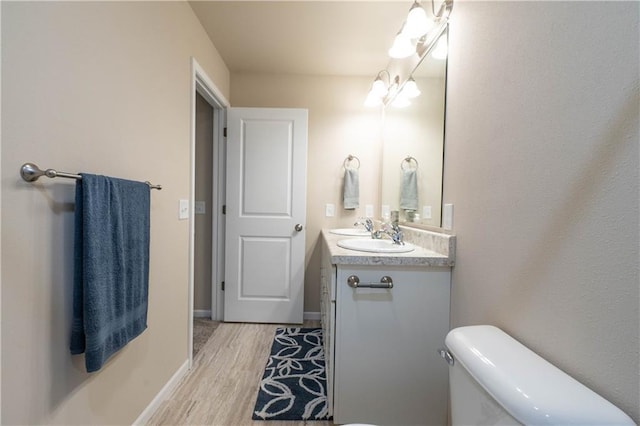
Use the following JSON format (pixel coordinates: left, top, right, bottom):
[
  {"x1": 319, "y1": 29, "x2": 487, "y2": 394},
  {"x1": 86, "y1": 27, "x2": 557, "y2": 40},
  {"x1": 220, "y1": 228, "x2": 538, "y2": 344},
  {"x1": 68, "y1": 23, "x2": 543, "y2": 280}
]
[
  {"x1": 304, "y1": 311, "x2": 320, "y2": 321},
  {"x1": 198, "y1": 310, "x2": 317, "y2": 321},
  {"x1": 132, "y1": 360, "x2": 189, "y2": 425},
  {"x1": 193, "y1": 310, "x2": 212, "y2": 318}
]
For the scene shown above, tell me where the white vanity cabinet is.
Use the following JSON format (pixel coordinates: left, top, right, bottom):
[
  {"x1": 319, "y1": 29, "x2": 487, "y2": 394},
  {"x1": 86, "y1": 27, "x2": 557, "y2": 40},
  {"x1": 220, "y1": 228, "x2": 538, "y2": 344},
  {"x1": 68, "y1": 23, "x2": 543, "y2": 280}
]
[{"x1": 321, "y1": 231, "x2": 453, "y2": 425}]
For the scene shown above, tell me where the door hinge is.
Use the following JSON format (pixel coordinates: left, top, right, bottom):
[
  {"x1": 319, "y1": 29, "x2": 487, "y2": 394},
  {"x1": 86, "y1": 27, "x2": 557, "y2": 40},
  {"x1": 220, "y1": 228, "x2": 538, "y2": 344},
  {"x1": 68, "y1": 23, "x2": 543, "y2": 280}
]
[
  {"x1": 221, "y1": 281, "x2": 225, "y2": 291},
  {"x1": 222, "y1": 205, "x2": 226, "y2": 215},
  {"x1": 223, "y1": 127, "x2": 227, "y2": 137}
]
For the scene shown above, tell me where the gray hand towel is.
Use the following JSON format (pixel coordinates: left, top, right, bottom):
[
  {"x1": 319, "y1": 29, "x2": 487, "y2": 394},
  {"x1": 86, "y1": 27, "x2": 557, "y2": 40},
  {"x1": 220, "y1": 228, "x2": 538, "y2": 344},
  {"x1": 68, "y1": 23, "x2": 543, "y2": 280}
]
[
  {"x1": 400, "y1": 169, "x2": 419, "y2": 211},
  {"x1": 70, "y1": 174, "x2": 150, "y2": 372},
  {"x1": 343, "y1": 168, "x2": 359, "y2": 209}
]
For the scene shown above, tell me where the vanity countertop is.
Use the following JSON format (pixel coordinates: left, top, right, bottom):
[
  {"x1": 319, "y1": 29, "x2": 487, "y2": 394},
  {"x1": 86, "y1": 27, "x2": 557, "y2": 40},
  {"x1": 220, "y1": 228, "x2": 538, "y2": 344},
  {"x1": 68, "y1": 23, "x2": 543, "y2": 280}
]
[{"x1": 322, "y1": 229, "x2": 454, "y2": 267}]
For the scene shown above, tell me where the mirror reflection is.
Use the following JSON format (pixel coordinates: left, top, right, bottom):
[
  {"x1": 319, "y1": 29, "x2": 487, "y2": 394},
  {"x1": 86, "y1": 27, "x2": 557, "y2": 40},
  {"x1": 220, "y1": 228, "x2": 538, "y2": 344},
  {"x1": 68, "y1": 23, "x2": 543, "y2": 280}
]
[{"x1": 381, "y1": 29, "x2": 447, "y2": 228}]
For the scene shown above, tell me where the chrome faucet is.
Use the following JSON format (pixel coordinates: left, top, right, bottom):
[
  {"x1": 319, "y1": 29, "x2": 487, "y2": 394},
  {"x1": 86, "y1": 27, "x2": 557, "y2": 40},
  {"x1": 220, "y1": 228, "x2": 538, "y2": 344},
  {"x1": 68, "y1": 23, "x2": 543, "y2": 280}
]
[
  {"x1": 355, "y1": 218, "x2": 404, "y2": 244},
  {"x1": 382, "y1": 222, "x2": 404, "y2": 245},
  {"x1": 354, "y1": 218, "x2": 374, "y2": 233},
  {"x1": 355, "y1": 218, "x2": 383, "y2": 239}
]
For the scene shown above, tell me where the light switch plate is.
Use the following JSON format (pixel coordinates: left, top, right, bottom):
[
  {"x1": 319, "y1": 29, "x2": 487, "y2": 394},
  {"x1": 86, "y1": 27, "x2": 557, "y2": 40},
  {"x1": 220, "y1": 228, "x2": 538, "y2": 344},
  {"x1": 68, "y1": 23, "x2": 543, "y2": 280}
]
[
  {"x1": 443, "y1": 203, "x2": 454, "y2": 230},
  {"x1": 422, "y1": 205, "x2": 432, "y2": 220},
  {"x1": 195, "y1": 201, "x2": 205, "y2": 215},
  {"x1": 365, "y1": 204, "x2": 374, "y2": 218},
  {"x1": 179, "y1": 199, "x2": 189, "y2": 220},
  {"x1": 381, "y1": 205, "x2": 390, "y2": 220},
  {"x1": 325, "y1": 203, "x2": 335, "y2": 217}
]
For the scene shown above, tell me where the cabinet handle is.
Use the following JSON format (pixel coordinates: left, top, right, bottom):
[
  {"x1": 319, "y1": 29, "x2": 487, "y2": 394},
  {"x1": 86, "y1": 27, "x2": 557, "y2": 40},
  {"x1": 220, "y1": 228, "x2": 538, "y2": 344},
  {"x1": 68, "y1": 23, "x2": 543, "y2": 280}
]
[{"x1": 346, "y1": 275, "x2": 393, "y2": 289}]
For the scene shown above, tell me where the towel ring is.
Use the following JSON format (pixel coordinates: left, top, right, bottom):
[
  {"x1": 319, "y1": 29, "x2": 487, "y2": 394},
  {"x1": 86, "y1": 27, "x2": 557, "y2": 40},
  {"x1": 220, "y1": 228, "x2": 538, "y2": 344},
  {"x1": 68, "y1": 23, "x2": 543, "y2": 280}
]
[
  {"x1": 343, "y1": 155, "x2": 360, "y2": 170},
  {"x1": 401, "y1": 156, "x2": 419, "y2": 171}
]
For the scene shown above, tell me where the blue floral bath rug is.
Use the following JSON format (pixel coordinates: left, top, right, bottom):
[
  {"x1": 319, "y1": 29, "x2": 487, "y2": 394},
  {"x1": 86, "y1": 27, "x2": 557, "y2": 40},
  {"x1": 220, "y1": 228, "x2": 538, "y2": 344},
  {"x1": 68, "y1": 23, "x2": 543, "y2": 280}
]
[{"x1": 252, "y1": 327, "x2": 331, "y2": 421}]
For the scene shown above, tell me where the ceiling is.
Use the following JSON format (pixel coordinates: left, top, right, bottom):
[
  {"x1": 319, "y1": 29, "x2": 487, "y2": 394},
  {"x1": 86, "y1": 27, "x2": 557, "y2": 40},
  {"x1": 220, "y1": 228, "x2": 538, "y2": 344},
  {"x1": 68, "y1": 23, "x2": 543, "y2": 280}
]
[{"x1": 188, "y1": 1, "x2": 413, "y2": 77}]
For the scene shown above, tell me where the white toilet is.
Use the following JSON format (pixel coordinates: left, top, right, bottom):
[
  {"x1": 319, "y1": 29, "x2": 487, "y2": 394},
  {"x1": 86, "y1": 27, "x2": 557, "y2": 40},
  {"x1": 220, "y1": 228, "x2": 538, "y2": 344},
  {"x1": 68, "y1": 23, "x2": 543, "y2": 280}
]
[
  {"x1": 346, "y1": 325, "x2": 635, "y2": 425},
  {"x1": 446, "y1": 325, "x2": 635, "y2": 425}
]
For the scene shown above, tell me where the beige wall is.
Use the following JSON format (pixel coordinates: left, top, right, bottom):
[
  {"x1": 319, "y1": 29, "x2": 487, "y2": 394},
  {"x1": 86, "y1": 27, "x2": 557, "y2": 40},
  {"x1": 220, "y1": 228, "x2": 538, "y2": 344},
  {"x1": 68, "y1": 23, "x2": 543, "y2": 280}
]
[
  {"x1": 1, "y1": 2, "x2": 229, "y2": 424},
  {"x1": 445, "y1": 1, "x2": 639, "y2": 421},
  {"x1": 194, "y1": 93, "x2": 213, "y2": 312},
  {"x1": 231, "y1": 73, "x2": 383, "y2": 313}
]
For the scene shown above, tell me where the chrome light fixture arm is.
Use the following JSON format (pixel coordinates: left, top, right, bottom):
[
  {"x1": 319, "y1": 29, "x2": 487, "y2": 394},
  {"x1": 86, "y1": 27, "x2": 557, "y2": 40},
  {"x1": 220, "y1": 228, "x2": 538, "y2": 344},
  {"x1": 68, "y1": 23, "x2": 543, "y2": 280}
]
[{"x1": 364, "y1": 0, "x2": 453, "y2": 108}]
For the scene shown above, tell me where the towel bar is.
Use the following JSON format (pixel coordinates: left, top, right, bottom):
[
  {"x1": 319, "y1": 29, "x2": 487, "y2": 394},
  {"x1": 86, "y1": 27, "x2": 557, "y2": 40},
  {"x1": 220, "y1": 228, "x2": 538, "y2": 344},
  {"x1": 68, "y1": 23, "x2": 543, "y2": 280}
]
[
  {"x1": 343, "y1": 155, "x2": 360, "y2": 170},
  {"x1": 20, "y1": 162, "x2": 162, "y2": 190},
  {"x1": 401, "y1": 156, "x2": 419, "y2": 170}
]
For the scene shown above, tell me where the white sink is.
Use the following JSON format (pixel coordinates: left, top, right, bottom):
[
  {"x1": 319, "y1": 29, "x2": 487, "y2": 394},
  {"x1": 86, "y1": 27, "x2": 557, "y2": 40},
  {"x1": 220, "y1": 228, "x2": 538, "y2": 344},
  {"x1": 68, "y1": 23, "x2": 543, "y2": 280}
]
[
  {"x1": 337, "y1": 238, "x2": 415, "y2": 253},
  {"x1": 330, "y1": 228, "x2": 371, "y2": 237}
]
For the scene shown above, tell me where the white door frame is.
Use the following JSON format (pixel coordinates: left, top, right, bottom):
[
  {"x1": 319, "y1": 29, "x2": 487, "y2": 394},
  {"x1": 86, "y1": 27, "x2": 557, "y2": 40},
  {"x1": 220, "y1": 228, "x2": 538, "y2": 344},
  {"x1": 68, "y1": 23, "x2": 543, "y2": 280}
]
[{"x1": 189, "y1": 58, "x2": 229, "y2": 367}]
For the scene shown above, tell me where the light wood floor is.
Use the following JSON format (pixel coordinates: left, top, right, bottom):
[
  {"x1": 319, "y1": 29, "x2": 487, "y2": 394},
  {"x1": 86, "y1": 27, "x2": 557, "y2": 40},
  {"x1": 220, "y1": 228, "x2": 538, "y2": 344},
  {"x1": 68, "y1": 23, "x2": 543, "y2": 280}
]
[{"x1": 147, "y1": 321, "x2": 335, "y2": 426}]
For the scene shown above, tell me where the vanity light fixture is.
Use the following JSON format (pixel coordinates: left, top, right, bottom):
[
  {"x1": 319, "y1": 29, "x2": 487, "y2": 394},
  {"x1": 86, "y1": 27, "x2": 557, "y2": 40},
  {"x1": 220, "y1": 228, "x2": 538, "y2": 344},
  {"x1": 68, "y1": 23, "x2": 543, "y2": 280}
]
[
  {"x1": 365, "y1": 70, "x2": 391, "y2": 107},
  {"x1": 386, "y1": 75, "x2": 401, "y2": 100},
  {"x1": 366, "y1": 0, "x2": 453, "y2": 108},
  {"x1": 365, "y1": 73, "x2": 420, "y2": 108},
  {"x1": 391, "y1": 76, "x2": 417, "y2": 108},
  {"x1": 402, "y1": 77, "x2": 421, "y2": 98},
  {"x1": 370, "y1": 72, "x2": 389, "y2": 97},
  {"x1": 402, "y1": 1, "x2": 433, "y2": 39},
  {"x1": 388, "y1": 30, "x2": 416, "y2": 59},
  {"x1": 390, "y1": 1, "x2": 435, "y2": 59}
]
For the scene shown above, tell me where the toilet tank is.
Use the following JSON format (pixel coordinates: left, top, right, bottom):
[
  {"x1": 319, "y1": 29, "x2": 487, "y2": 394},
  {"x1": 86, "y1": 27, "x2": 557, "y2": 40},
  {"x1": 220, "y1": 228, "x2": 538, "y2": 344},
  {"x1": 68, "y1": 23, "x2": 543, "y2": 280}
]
[{"x1": 445, "y1": 325, "x2": 635, "y2": 425}]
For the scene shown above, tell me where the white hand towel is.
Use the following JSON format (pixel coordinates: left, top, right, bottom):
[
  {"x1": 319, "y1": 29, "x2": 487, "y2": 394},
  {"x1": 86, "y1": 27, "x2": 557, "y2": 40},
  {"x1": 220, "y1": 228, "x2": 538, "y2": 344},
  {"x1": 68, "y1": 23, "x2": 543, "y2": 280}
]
[
  {"x1": 400, "y1": 169, "x2": 418, "y2": 211},
  {"x1": 343, "y1": 168, "x2": 359, "y2": 209}
]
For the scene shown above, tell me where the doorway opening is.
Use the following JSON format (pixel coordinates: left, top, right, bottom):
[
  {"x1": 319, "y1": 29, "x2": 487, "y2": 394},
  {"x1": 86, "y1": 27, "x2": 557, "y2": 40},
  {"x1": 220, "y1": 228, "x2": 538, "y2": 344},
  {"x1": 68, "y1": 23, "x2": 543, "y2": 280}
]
[
  {"x1": 193, "y1": 92, "x2": 218, "y2": 358},
  {"x1": 189, "y1": 58, "x2": 229, "y2": 367}
]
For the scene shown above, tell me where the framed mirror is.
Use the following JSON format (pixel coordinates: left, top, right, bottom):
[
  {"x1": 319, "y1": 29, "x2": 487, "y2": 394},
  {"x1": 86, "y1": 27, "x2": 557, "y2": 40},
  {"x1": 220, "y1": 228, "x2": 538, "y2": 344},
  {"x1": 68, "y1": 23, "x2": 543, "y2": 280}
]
[{"x1": 381, "y1": 27, "x2": 448, "y2": 229}]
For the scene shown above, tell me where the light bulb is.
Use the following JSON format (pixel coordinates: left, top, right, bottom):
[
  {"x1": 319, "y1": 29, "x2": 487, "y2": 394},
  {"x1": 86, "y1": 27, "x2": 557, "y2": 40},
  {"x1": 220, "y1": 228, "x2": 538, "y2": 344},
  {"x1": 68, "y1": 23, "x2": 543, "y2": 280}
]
[
  {"x1": 371, "y1": 77, "x2": 388, "y2": 98},
  {"x1": 402, "y1": 78, "x2": 421, "y2": 98},
  {"x1": 388, "y1": 32, "x2": 415, "y2": 58},
  {"x1": 403, "y1": 2, "x2": 433, "y2": 39},
  {"x1": 432, "y1": 37, "x2": 448, "y2": 60}
]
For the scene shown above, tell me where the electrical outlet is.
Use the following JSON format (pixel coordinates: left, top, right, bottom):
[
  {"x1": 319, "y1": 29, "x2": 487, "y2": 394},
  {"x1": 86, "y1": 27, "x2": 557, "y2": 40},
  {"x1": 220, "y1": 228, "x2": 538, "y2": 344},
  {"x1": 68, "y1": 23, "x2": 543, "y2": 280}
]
[
  {"x1": 422, "y1": 206, "x2": 432, "y2": 220},
  {"x1": 179, "y1": 199, "x2": 189, "y2": 220},
  {"x1": 381, "y1": 205, "x2": 390, "y2": 220},
  {"x1": 365, "y1": 204, "x2": 374, "y2": 218},
  {"x1": 325, "y1": 203, "x2": 335, "y2": 217}
]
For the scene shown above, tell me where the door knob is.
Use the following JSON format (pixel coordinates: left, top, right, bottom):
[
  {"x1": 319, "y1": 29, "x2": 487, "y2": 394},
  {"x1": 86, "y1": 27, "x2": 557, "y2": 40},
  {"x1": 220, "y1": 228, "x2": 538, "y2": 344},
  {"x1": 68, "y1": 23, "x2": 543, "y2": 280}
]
[{"x1": 295, "y1": 224, "x2": 303, "y2": 232}]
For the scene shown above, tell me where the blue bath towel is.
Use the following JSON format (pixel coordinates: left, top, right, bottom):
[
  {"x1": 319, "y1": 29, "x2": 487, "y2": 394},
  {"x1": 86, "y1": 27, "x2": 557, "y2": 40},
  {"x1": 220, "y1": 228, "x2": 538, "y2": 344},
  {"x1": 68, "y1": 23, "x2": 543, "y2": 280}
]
[{"x1": 70, "y1": 173, "x2": 150, "y2": 372}]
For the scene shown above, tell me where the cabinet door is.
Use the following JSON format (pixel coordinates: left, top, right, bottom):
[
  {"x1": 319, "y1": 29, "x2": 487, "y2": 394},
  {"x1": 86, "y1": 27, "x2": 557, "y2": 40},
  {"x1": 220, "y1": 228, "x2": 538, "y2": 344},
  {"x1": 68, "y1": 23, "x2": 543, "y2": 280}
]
[
  {"x1": 320, "y1": 247, "x2": 336, "y2": 416},
  {"x1": 327, "y1": 269, "x2": 336, "y2": 416},
  {"x1": 333, "y1": 265, "x2": 450, "y2": 425}
]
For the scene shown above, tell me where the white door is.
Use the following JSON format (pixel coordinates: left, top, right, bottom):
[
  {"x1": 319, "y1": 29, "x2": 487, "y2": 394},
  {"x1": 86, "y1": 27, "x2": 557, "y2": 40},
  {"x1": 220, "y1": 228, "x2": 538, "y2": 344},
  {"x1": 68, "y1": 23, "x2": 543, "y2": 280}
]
[{"x1": 224, "y1": 107, "x2": 308, "y2": 323}]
